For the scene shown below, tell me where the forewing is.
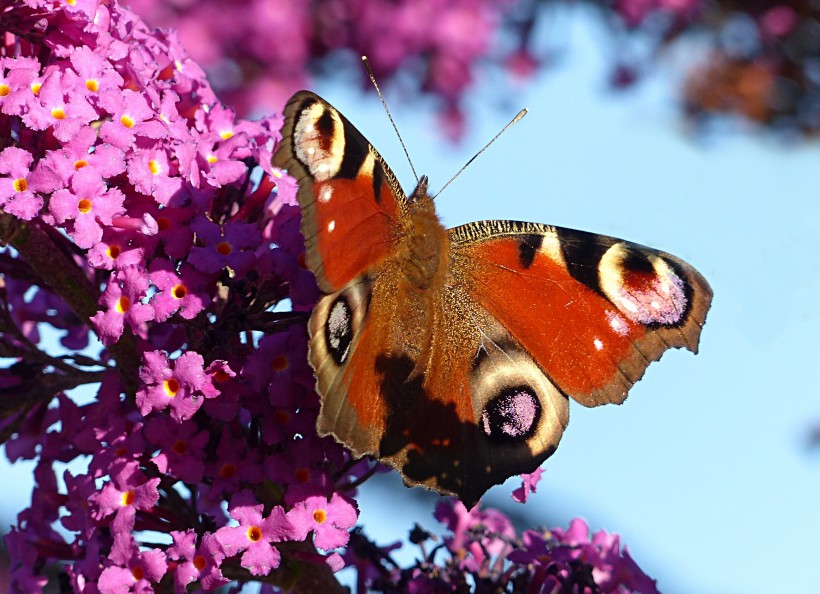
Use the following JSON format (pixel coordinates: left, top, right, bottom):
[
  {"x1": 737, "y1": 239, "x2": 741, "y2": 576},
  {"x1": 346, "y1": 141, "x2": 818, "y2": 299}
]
[
  {"x1": 272, "y1": 91, "x2": 409, "y2": 292},
  {"x1": 449, "y1": 221, "x2": 712, "y2": 407}
]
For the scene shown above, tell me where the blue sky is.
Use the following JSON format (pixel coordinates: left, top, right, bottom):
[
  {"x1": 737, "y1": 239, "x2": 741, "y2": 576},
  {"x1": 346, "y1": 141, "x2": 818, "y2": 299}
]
[{"x1": 3, "y1": 8, "x2": 820, "y2": 594}]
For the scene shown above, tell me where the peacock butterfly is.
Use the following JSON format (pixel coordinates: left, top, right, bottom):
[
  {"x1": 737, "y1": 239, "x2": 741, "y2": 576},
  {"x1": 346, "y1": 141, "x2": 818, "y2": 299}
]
[{"x1": 272, "y1": 91, "x2": 712, "y2": 507}]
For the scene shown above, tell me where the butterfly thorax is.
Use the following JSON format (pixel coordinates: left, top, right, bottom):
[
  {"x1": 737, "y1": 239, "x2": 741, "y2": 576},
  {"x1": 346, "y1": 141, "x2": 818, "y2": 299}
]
[{"x1": 402, "y1": 178, "x2": 450, "y2": 292}]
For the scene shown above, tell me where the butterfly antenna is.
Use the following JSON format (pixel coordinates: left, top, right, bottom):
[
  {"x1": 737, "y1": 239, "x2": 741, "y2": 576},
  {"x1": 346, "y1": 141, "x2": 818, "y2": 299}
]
[
  {"x1": 433, "y1": 108, "x2": 528, "y2": 200},
  {"x1": 362, "y1": 55, "x2": 419, "y2": 183}
]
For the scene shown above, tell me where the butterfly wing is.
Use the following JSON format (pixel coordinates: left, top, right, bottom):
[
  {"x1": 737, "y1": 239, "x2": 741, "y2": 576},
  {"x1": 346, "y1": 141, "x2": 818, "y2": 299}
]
[
  {"x1": 272, "y1": 91, "x2": 409, "y2": 292},
  {"x1": 273, "y1": 91, "x2": 421, "y2": 471},
  {"x1": 449, "y1": 221, "x2": 712, "y2": 408},
  {"x1": 273, "y1": 91, "x2": 713, "y2": 507}
]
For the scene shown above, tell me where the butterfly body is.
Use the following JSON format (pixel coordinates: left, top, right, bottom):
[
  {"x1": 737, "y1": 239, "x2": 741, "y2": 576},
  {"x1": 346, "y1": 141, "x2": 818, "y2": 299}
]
[{"x1": 272, "y1": 91, "x2": 712, "y2": 506}]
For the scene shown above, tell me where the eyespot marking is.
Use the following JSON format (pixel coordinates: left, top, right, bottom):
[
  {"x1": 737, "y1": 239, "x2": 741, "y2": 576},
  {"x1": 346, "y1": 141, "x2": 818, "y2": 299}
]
[
  {"x1": 481, "y1": 386, "x2": 541, "y2": 442},
  {"x1": 326, "y1": 297, "x2": 353, "y2": 365},
  {"x1": 599, "y1": 243, "x2": 688, "y2": 326}
]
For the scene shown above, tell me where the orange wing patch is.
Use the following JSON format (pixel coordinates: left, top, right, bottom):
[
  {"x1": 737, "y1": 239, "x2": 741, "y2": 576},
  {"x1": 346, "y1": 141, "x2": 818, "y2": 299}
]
[
  {"x1": 459, "y1": 237, "x2": 644, "y2": 400},
  {"x1": 311, "y1": 174, "x2": 402, "y2": 290}
]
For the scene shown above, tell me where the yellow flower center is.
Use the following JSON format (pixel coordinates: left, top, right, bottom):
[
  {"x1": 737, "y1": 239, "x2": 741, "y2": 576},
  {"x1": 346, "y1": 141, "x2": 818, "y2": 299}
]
[
  {"x1": 206, "y1": 154, "x2": 218, "y2": 164},
  {"x1": 51, "y1": 107, "x2": 66, "y2": 120},
  {"x1": 66, "y1": 0, "x2": 77, "y2": 6},
  {"x1": 0, "y1": 84, "x2": 10, "y2": 97},
  {"x1": 246, "y1": 525, "x2": 263, "y2": 542},
  {"x1": 312, "y1": 509, "x2": 327, "y2": 524},
  {"x1": 172, "y1": 284, "x2": 188, "y2": 300},
  {"x1": 219, "y1": 130, "x2": 234, "y2": 140},
  {"x1": 131, "y1": 566, "x2": 144, "y2": 581},
  {"x1": 31, "y1": 82, "x2": 41, "y2": 95},
  {"x1": 12, "y1": 178, "x2": 27, "y2": 193},
  {"x1": 120, "y1": 114, "x2": 135, "y2": 128},
  {"x1": 164, "y1": 378, "x2": 180, "y2": 397},
  {"x1": 77, "y1": 198, "x2": 92, "y2": 214},
  {"x1": 116, "y1": 296, "x2": 131, "y2": 313},
  {"x1": 193, "y1": 555, "x2": 207, "y2": 571},
  {"x1": 148, "y1": 159, "x2": 160, "y2": 175},
  {"x1": 85, "y1": 79, "x2": 99, "y2": 92},
  {"x1": 74, "y1": 159, "x2": 88, "y2": 170},
  {"x1": 120, "y1": 490, "x2": 135, "y2": 506},
  {"x1": 107, "y1": 244, "x2": 121, "y2": 259}
]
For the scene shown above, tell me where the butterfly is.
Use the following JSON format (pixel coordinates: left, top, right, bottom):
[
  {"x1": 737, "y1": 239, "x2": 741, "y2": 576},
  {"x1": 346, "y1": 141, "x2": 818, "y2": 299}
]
[{"x1": 272, "y1": 91, "x2": 712, "y2": 507}]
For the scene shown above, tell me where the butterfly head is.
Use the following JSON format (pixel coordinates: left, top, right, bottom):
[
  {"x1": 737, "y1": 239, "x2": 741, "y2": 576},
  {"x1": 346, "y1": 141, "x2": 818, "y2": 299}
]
[{"x1": 408, "y1": 175, "x2": 430, "y2": 205}]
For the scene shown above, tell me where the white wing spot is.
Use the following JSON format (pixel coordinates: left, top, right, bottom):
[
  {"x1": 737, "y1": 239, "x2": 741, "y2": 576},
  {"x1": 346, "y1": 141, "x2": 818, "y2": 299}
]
[
  {"x1": 327, "y1": 220, "x2": 336, "y2": 233},
  {"x1": 320, "y1": 187, "x2": 333, "y2": 203},
  {"x1": 593, "y1": 337, "x2": 604, "y2": 351},
  {"x1": 606, "y1": 310, "x2": 630, "y2": 336}
]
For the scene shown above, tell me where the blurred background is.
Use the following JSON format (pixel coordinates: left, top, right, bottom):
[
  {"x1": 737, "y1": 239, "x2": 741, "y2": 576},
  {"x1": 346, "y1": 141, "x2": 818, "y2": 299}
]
[{"x1": 4, "y1": 1, "x2": 820, "y2": 592}]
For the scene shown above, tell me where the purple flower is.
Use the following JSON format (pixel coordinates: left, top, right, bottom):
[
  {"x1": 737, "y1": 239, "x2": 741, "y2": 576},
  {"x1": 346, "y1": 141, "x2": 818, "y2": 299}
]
[
  {"x1": 127, "y1": 144, "x2": 185, "y2": 205},
  {"x1": 145, "y1": 417, "x2": 209, "y2": 483},
  {"x1": 0, "y1": 146, "x2": 58, "y2": 220},
  {"x1": 50, "y1": 167, "x2": 126, "y2": 248},
  {"x1": 204, "y1": 429, "x2": 263, "y2": 497},
  {"x1": 61, "y1": 472, "x2": 98, "y2": 536},
  {"x1": 87, "y1": 228, "x2": 147, "y2": 271},
  {"x1": 195, "y1": 130, "x2": 251, "y2": 188},
  {"x1": 148, "y1": 259, "x2": 211, "y2": 322},
  {"x1": 266, "y1": 168, "x2": 299, "y2": 213},
  {"x1": 243, "y1": 325, "x2": 313, "y2": 407},
  {"x1": 97, "y1": 547, "x2": 168, "y2": 594},
  {"x1": 90, "y1": 266, "x2": 154, "y2": 344},
  {"x1": 214, "y1": 490, "x2": 292, "y2": 576},
  {"x1": 136, "y1": 350, "x2": 210, "y2": 421},
  {"x1": 187, "y1": 216, "x2": 261, "y2": 276},
  {"x1": 91, "y1": 460, "x2": 160, "y2": 562},
  {"x1": 21, "y1": 70, "x2": 97, "y2": 142},
  {"x1": 288, "y1": 493, "x2": 358, "y2": 551},
  {"x1": 435, "y1": 500, "x2": 514, "y2": 572},
  {"x1": 167, "y1": 531, "x2": 229, "y2": 593},
  {"x1": 0, "y1": 56, "x2": 41, "y2": 116},
  {"x1": 99, "y1": 89, "x2": 167, "y2": 150},
  {"x1": 41, "y1": 125, "x2": 125, "y2": 183},
  {"x1": 511, "y1": 467, "x2": 544, "y2": 503},
  {"x1": 65, "y1": 45, "x2": 124, "y2": 100}
]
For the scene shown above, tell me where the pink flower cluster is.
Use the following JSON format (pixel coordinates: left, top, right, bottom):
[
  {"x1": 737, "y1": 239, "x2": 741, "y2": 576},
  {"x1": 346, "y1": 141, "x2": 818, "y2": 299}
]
[
  {"x1": 0, "y1": 0, "x2": 660, "y2": 592},
  {"x1": 345, "y1": 501, "x2": 659, "y2": 593},
  {"x1": 1, "y1": 1, "x2": 357, "y2": 591},
  {"x1": 123, "y1": 0, "x2": 523, "y2": 139}
]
